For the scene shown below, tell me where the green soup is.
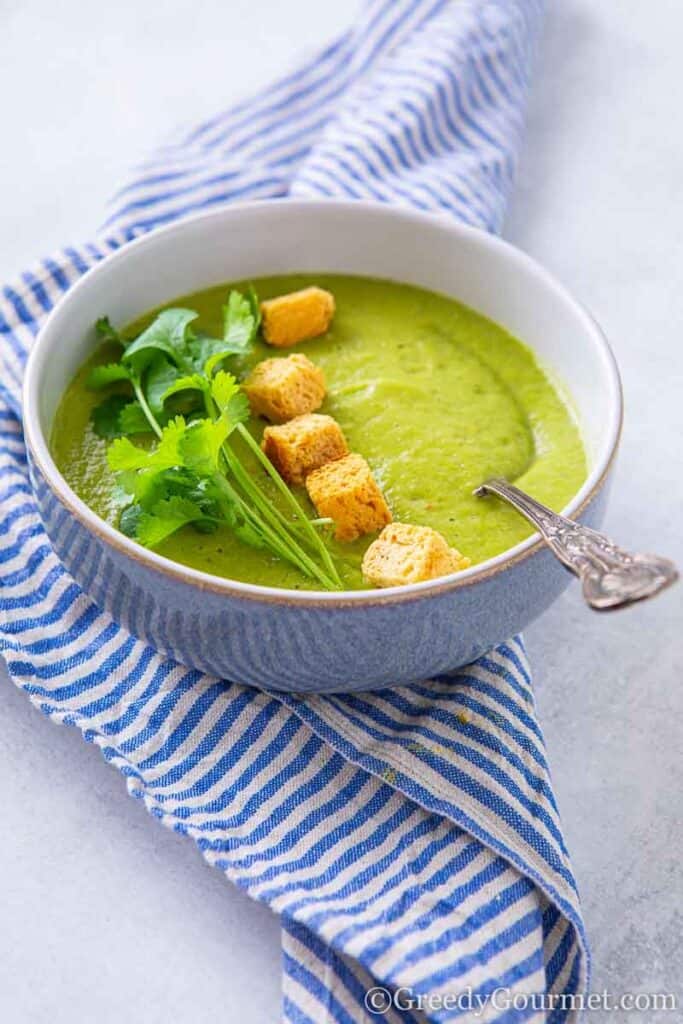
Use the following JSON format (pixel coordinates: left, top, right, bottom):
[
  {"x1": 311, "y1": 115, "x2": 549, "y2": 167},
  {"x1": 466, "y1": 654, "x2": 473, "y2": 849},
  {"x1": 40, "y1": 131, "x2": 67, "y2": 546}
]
[{"x1": 51, "y1": 274, "x2": 586, "y2": 590}]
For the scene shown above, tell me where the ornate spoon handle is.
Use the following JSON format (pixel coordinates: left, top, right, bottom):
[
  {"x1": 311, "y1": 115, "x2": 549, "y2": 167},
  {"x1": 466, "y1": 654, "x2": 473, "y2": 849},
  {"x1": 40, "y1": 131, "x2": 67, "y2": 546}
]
[{"x1": 475, "y1": 478, "x2": 678, "y2": 610}]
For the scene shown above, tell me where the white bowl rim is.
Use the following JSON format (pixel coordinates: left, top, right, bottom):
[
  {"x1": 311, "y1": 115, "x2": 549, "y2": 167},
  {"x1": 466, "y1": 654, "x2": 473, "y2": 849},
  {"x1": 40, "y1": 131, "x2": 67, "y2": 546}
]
[{"x1": 23, "y1": 198, "x2": 623, "y2": 608}]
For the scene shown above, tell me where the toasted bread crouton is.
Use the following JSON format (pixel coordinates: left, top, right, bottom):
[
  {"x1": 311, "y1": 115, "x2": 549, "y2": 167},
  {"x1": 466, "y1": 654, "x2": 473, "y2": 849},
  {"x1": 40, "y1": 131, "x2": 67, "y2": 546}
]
[
  {"x1": 362, "y1": 523, "x2": 471, "y2": 588},
  {"x1": 262, "y1": 413, "x2": 349, "y2": 485},
  {"x1": 260, "y1": 287, "x2": 335, "y2": 348},
  {"x1": 306, "y1": 453, "x2": 392, "y2": 542},
  {"x1": 244, "y1": 353, "x2": 326, "y2": 423}
]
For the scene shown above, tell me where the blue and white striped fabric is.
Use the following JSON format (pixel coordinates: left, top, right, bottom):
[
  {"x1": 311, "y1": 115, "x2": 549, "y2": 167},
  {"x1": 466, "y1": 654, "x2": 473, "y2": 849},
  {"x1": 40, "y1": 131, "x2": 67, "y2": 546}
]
[{"x1": 0, "y1": 2, "x2": 590, "y2": 1020}]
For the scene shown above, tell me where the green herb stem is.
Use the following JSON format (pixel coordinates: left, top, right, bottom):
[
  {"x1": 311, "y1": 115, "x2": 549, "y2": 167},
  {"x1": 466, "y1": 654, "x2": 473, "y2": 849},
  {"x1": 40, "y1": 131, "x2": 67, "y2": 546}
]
[
  {"x1": 210, "y1": 472, "x2": 335, "y2": 588},
  {"x1": 209, "y1": 473, "x2": 296, "y2": 567},
  {"x1": 203, "y1": 390, "x2": 298, "y2": 541},
  {"x1": 201, "y1": 391, "x2": 340, "y2": 590},
  {"x1": 236, "y1": 423, "x2": 343, "y2": 587},
  {"x1": 132, "y1": 375, "x2": 163, "y2": 438},
  {"x1": 220, "y1": 443, "x2": 338, "y2": 589}
]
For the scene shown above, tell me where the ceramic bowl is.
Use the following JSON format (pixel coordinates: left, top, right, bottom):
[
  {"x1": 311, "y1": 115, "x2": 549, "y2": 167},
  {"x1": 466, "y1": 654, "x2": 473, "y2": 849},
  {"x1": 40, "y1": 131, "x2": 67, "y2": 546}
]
[{"x1": 23, "y1": 200, "x2": 622, "y2": 692}]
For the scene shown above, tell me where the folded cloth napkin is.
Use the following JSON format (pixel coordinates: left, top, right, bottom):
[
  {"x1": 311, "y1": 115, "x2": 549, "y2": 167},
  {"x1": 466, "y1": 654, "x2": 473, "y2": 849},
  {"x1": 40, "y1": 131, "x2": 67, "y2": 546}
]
[{"x1": 0, "y1": 1, "x2": 590, "y2": 1020}]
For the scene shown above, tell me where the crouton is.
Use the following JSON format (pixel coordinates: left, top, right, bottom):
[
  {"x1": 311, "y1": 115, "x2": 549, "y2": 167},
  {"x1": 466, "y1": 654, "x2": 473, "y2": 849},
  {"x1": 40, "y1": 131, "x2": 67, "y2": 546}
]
[
  {"x1": 262, "y1": 414, "x2": 349, "y2": 485},
  {"x1": 362, "y1": 523, "x2": 471, "y2": 588},
  {"x1": 260, "y1": 287, "x2": 335, "y2": 348},
  {"x1": 306, "y1": 453, "x2": 392, "y2": 542},
  {"x1": 244, "y1": 353, "x2": 326, "y2": 423}
]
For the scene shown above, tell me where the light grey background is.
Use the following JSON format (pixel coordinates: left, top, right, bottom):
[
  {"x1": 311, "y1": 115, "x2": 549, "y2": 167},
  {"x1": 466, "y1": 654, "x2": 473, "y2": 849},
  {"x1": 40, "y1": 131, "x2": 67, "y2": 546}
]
[{"x1": 1, "y1": 2, "x2": 681, "y2": 1022}]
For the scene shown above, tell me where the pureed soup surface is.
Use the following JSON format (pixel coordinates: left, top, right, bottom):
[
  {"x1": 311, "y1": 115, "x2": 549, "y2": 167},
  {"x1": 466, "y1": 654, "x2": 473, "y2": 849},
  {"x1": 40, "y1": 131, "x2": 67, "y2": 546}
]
[{"x1": 51, "y1": 275, "x2": 587, "y2": 590}]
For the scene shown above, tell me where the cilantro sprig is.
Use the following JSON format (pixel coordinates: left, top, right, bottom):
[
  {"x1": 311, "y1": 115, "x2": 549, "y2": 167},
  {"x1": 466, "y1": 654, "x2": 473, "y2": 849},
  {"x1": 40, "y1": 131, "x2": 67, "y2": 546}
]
[{"x1": 87, "y1": 289, "x2": 342, "y2": 591}]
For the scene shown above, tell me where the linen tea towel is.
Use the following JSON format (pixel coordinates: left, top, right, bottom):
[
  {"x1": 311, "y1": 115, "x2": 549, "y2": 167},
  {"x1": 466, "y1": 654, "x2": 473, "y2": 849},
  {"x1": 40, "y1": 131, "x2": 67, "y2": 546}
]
[{"x1": 0, "y1": 1, "x2": 590, "y2": 1021}]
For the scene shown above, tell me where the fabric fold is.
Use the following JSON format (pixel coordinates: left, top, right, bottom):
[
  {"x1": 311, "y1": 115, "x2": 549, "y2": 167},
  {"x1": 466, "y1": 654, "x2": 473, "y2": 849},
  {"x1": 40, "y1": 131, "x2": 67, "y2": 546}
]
[{"x1": 0, "y1": 1, "x2": 590, "y2": 1020}]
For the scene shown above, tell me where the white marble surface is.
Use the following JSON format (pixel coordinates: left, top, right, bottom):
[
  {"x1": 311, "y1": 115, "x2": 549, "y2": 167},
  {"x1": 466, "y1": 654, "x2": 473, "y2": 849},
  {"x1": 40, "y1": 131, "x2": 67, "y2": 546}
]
[{"x1": 1, "y1": 2, "x2": 681, "y2": 1021}]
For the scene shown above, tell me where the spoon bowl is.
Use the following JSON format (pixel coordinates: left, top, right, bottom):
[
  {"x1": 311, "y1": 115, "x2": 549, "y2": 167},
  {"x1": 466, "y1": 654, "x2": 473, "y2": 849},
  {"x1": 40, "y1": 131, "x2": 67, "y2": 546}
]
[{"x1": 476, "y1": 478, "x2": 678, "y2": 610}]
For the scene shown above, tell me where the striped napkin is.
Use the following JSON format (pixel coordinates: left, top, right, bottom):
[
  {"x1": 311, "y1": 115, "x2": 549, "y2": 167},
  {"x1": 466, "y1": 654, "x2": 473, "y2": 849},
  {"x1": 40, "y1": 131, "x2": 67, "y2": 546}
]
[{"x1": 0, "y1": 1, "x2": 590, "y2": 1020}]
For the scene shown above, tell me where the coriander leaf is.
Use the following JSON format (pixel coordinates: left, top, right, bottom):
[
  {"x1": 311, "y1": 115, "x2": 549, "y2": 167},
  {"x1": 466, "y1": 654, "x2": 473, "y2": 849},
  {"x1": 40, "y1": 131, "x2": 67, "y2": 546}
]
[
  {"x1": 118, "y1": 401, "x2": 152, "y2": 435},
  {"x1": 160, "y1": 373, "x2": 208, "y2": 404},
  {"x1": 198, "y1": 289, "x2": 258, "y2": 376},
  {"x1": 91, "y1": 396, "x2": 151, "y2": 439},
  {"x1": 108, "y1": 415, "x2": 186, "y2": 472},
  {"x1": 210, "y1": 370, "x2": 240, "y2": 410},
  {"x1": 108, "y1": 438, "x2": 154, "y2": 471},
  {"x1": 119, "y1": 466, "x2": 219, "y2": 515},
  {"x1": 210, "y1": 371, "x2": 250, "y2": 429},
  {"x1": 146, "y1": 355, "x2": 181, "y2": 419},
  {"x1": 123, "y1": 309, "x2": 198, "y2": 374},
  {"x1": 191, "y1": 519, "x2": 219, "y2": 535},
  {"x1": 121, "y1": 477, "x2": 259, "y2": 551},
  {"x1": 223, "y1": 289, "x2": 256, "y2": 350},
  {"x1": 111, "y1": 482, "x2": 136, "y2": 511},
  {"x1": 137, "y1": 496, "x2": 216, "y2": 548},
  {"x1": 203, "y1": 347, "x2": 233, "y2": 379},
  {"x1": 186, "y1": 289, "x2": 260, "y2": 377},
  {"x1": 225, "y1": 392, "x2": 250, "y2": 429},
  {"x1": 147, "y1": 415, "x2": 188, "y2": 465},
  {"x1": 156, "y1": 466, "x2": 202, "y2": 496},
  {"x1": 87, "y1": 363, "x2": 132, "y2": 390},
  {"x1": 115, "y1": 469, "x2": 165, "y2": 508},
  {"x1": 179, "y1": 417, "x2": 229, "y2": 476},
  {"x1": 148, "y1": 465, "x2": 196, "y2": 499},
  {"x1": 119, "y1": 503, "x2": 143, "y2": 538},
  {"x1": 95, "y1": 316, "x2": 124, "y2": 344},
  {"x1": 183, "y1": 476, "x2": 223, "y2": 518},
  {"x1": 92, "y1": 395, "x2": 129, "y2": 439},
  {"x1": 195, "y1": 335, "x2": 239, "y2": 378}
]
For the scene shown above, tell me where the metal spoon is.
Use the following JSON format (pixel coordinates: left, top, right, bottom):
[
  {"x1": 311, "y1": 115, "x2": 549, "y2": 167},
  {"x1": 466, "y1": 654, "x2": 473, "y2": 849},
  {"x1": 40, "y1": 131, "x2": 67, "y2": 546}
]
[{"x1": 474, "y1": 477, "x2": 678, "y2": 610}]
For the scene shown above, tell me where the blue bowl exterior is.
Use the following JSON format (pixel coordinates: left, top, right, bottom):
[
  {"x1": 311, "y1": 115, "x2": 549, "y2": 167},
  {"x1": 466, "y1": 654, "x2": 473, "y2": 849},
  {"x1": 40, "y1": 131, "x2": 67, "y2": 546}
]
[{"x1": 28, "y1": 445, "x2": 610, "y2": 693}]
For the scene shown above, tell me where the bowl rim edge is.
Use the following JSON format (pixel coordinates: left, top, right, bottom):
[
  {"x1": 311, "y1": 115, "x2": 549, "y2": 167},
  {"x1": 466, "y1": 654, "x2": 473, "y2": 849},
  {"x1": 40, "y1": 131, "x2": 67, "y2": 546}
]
[{"x1": 22, "y1": 198, "x2": 624, "y2": 608}]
